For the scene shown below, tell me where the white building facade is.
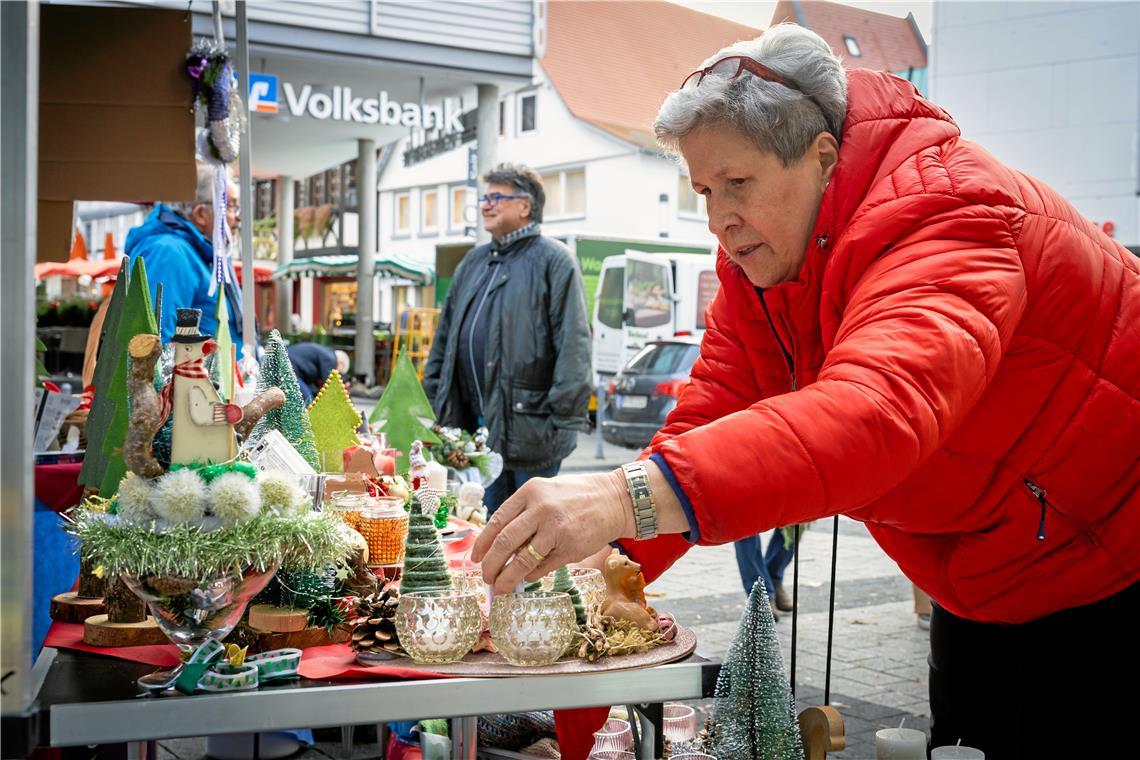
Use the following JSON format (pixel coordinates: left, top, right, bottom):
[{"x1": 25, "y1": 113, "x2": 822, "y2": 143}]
[{"x1": 930, "y1": 0, "x2": 1140, "y2": 252}]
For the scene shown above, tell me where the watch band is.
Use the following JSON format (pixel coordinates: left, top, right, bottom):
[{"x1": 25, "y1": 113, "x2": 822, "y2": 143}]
[{"x1": 621, "y1": 461, "x2": 658, "y2": 540}]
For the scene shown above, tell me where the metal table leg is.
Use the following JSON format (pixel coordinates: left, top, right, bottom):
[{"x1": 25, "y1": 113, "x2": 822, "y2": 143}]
[
  {"x1": 340, "y1": 725, "x2": 353, "y2": 758},
  {"x1": 450, "y1": 716, "x2": 477, "y2": 760},
  {"x1": 632, "y1": 703, "x2": 663, "y2": 760}
]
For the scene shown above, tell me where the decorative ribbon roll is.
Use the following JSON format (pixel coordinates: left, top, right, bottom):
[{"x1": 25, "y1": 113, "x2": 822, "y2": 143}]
[
  {"x1": 198, "y1": 663, "x2": 259, "y2": 692},
  {"x1": 247, "y1": 648, "x2": 303, "y2": 682},
  {"x1": 174, "y1": 640, "x2": 303, "y2": 694}
]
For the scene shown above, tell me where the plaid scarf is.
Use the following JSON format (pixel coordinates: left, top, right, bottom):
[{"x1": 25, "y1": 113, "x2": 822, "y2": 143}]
[{"x1": 491, "y1": 222, "x2": 540, "y2": 251}]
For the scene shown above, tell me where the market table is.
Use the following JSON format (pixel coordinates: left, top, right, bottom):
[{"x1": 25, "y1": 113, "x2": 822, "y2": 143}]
[{"x1": 25, "y1": 647, "x2": 720, "y2": 759}]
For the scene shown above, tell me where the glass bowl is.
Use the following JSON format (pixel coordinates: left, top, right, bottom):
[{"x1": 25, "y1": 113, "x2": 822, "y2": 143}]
[
  {"x1": 591, "y1": 717, "x2": 633, "y2": 752},
  {"x1": 489, "y1": 591, "x2": 577, "y2": 666},
  {"x1": 394, "y1": 589, "x2": 481, "y2": 664}
]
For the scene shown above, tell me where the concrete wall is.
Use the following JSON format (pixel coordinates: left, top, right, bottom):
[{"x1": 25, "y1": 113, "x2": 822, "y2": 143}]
[{"x1": 930, "y1": 1, "x2": 1140, "y2": 247}]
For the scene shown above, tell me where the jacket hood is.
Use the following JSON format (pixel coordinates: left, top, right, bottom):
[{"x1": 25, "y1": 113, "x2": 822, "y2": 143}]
[{"x1": 124, "y1": 205, "x2": 213, "y2": 266}]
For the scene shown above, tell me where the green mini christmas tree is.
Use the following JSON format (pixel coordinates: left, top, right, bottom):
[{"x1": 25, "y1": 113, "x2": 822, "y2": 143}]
[
  {"x1": 399, "y1": 493, "x2": 452, "y2": 593},
  {"x1": 78, "y1": 258, "x2": 130, "y2": 492},
  {"x1": 551, "y1": 566, "x2": 587, "y2": 627},
  {"x1": 369, "y1": 353, "x2": 441, "y2": 472},
  {"x1": 98, "y1": 257, "x2": 159, "y2": 496},
  {"x1": 308, "y1": 369, "x2": 362, "y2": 472},
  {"x1": 710, "y1": 578, "x2": 804, "y2": 760},
  {"x1": 247, "y1": 330, "x2": 320, "y2": 469}
]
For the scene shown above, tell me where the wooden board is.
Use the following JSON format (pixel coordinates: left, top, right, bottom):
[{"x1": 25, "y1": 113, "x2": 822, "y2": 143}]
[
  {"x1": 356, "y1": 623, "x2": 698, "y2": 677},
  {"x1": 245, "y1": 624, "x2": 351, "y2": 652},
  {"x1": 50, "y1": 592, "x2": 107, "y2": 624},
  {"x1": 83, "y1": 614, "x2": 168, "y2": 647}
]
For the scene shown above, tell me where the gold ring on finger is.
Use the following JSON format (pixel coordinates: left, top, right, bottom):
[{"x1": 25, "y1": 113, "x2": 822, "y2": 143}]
[{"x1": 525, "y1": 544, "x2": 546, "y2": 563}]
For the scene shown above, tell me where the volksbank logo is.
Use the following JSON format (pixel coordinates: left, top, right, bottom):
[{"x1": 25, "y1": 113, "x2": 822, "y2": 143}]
[{"x1": 248, "y1": 72, "x2": 463, "y2": 131}]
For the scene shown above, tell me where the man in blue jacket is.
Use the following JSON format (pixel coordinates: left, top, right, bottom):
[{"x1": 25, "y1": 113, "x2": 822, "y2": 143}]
[{"x1": 125, "y1": 164, "x2": 249, "y2": 356}]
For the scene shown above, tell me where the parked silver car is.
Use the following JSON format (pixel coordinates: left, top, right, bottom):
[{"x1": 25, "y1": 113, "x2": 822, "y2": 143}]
[{"x1": 601, "y1": 338, "x2": 700, "y2": 449}]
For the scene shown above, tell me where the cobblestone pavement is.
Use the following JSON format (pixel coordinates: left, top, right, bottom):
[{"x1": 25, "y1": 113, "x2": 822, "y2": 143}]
[{"x1": 160, "y1": 434, "x2": 931, "y2": 759}]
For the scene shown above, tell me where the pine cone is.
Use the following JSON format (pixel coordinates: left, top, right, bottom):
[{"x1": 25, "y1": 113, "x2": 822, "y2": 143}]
[
  {"x1": 349, "y1": 587, "x2": 403, "y2": 656},
  {"x1": 446, "y1": 449, "x2": 469, "y2": 469}
]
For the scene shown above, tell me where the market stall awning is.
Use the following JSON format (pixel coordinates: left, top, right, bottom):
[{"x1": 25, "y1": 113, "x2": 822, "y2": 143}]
[
  {"x1": 34, "y1": 256, "x2": 276, "y2": 285},
  {"x1": 273, "y1": 254, "x2": 434, "y2": 286}
]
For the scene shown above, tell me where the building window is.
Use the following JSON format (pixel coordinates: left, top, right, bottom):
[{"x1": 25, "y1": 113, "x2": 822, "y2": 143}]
[
  {"x1": 539, "y1": 167, "x2": 585, "y2": 219},
  {"x1": 450, "y1": 185, "x2": 473, "y2": 232},
  {"x1": 844, "y1": 35, "x2": 861, "y2": 57},
  {"x1": 498, "y1": 100, "x2": 505, "y2": 137},
  {"x1": 518, "y1": 92, "x2": 537, "y2": 134},
  {"x1": 394, "y1": 191, "x2": 411, "y2": 236},
  {"x1": 678, "y1": 174, "x2": 705, "y2": 218},
  {"x1": 421, "y1": 189, "x2": 439, "y2": 234}
]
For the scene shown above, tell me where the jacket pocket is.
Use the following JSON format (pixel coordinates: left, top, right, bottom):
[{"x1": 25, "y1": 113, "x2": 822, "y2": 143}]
[
  {"x1": 1023, "y1": 478, "x2": 1097, "y2": 548},
  {"x1": 506, "y1": 385, "x2": 555, "y2": 461}
]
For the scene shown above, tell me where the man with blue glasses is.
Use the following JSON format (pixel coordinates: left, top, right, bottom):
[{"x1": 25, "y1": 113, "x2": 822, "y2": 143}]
[{"x1": 423, "y1": 163, "x2": 592, "y2": 514}]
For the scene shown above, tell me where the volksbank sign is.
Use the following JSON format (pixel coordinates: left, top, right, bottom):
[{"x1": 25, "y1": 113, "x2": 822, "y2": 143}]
[{"x1": 248, "y1": 73, "x2": 464, "y2": 132}]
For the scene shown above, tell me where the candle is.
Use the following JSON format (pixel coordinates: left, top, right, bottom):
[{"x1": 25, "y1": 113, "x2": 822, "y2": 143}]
[
  {"x1": 375, "y1": 451, "x2": 396, "y2": 476},
  {"x1": 875, "y1": 728, "x2": 927, "y2": 759},
  {"x1": 426, "y1": 460, "x2": 448, "y2": 491},
  {"x1": 931, "y1": 746, "x2": 985, "y2": 759}
]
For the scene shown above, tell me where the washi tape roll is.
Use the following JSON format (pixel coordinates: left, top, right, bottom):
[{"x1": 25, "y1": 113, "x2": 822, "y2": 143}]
[
  {"x1": 247, "y1": 648, "x2": 302, "y2": 682},
  {"x1": 198, "y1": 663, "x2": 260, "y2": 692}
]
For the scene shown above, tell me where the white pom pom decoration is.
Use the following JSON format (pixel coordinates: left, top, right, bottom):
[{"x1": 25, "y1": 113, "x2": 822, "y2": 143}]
[
  {"x1": 259, "y1": 472, "x2": 309, "y2": 517},
  {"x1": 152, "y1": 469, "x2": 208, "y2": 525},
  {"x1": 116, "y1": 474, "x2": 157, "y2": 526},
  {"x1": 210, "y1": 472, "x2": 262, "y2": 526}
]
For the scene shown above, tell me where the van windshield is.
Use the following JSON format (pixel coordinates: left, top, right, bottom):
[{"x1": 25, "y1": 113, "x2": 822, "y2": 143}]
[
  {"x1": 597, "y1": 266, "x2": 624, "y2": 329},
  {"x1": 626, "y1": 342, "x2": 698, "y2": 374},
  {"x1": 626, "y1": 259, "x2": 671, "y2": 328}
]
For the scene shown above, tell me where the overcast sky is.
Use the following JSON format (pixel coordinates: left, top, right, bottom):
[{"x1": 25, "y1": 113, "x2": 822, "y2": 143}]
[{"x1": 670, "y1": 0, "x2": 935, "y2": 44}]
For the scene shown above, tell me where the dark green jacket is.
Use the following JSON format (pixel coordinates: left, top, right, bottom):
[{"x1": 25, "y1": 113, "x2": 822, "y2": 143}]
[{"x1": 423, "y1": 233, "x2": 592, "y2": 471}]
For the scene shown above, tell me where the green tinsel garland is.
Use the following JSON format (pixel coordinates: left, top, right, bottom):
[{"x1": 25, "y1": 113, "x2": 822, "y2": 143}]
[{"x1": 72, "y1": 511, "x2": 354, "y2": 579}]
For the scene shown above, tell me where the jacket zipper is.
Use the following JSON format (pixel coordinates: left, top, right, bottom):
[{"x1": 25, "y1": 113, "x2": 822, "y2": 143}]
[
  {"x1": 756, "y1": 288, "x2": 796, "y2": 391},
  {"x1": 1024, "y1": 478, "x2": 1096, "y2": 547}
]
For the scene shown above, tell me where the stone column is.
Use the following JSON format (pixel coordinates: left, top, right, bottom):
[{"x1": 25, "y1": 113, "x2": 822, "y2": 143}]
[
  {"x1": 476, "y1": 84, "x2": 500, "y2": 245},
  {"x1": 275, "y1": 176, "x2": 294, "y2": 332},
  {"x1": 356, "y1": 139, "x2": 378, "y2": 385}
]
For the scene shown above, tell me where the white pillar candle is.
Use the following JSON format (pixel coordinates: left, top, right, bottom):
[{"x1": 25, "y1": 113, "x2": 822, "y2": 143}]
[
  {"x1": 875, "y1": 728, "x2": 927, "y2": 759},
  {"x1": 931, "y1": 746, "x2": 985, "y2": 759},
  {"x1": 426, "y1": 460, "x2": 448, "y2": 491}
]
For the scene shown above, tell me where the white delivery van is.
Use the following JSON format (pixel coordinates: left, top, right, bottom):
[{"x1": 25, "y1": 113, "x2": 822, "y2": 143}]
[{"x1": 592, "y1": 250, "x2": 719, "y2": 378}]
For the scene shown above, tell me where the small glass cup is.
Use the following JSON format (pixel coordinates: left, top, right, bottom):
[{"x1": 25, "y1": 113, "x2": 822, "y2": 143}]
[
  {"x1": 452, "y1": 567, "x2": 489, "y2": 617},
  {"x1": 671, "y1": 754, "x2": 716, "y2": 760},
  {"x1": 663, "y1": 703, "x2": 698, "y2": 743},
  {"x1": 587, "y1": 752, "x2": 634, "y2": 760},
  {"x1": 326, "y1": 490, "x2": 364, "y2": 530},
  {"x1": 567, "y1": 567, "x2": 606, "y2": 615},
  {"x1": 591, "y1": 718, "x2": 633, "y2": 752},
  {"x1": 358, "y1": 496, "x2": 409, "y2": 565},
  {"x1": 394, "y1": 589, "x2": 481, "y2": 664},
  {"x1": 489, "y1": 591, "x2": 577, "y2": 667}
]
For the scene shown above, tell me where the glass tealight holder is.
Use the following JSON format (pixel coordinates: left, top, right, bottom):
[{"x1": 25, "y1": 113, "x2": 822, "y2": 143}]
[
  {"x1": 490, "y1": 591, "x2": 577, "y2": 667},
  {"x1": 663, "y1": 703, "x2": 698, "y2": 743},
  {"x1": 394, "y1": 589, "x2": 482, "y2": 664},
  {"x1": 358, "y1": 496, "x2": 409, "y2": 565},
  {"x1": 587, "y1": 752, "x2": 635, "y2": 760},
  {"x1": 452, "y1": 567, "x2": 489, "y2": 617},
  {"x1": 326, "y1": 491, "x2": 364, "y2": 531},
  {"x1": 591, "y1": 718, "x2": 633, "y2": 752},
  {"x1": 544, "y1": 567, "x2": 606, "y2": 615},
  {"x1": 671, "y1": 754, "x2": 716, "y2": 760}
]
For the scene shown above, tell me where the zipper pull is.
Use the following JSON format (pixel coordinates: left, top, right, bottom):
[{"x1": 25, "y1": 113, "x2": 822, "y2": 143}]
[
  {"x1": 817, "y1": 233, "x2": 830, "y2": 249},
  {"x1": 1025, "y1": 479, "x2": 1047, "y2": 541}
]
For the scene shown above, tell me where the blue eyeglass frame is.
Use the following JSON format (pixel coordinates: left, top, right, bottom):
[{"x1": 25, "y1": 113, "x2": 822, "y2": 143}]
[{"x1": 480, "y1": 192, "x2": 531, "y2": 207}]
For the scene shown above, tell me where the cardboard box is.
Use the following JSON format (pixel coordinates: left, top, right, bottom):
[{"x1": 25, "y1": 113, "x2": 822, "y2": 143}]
[{"x1": 38, "y1": 5, "x2": 196, "y2": 261}]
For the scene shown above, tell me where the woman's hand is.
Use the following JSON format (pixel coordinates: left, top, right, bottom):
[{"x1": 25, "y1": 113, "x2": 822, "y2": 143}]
[{"x1": 472, "y1": 470, "x2": 634, "y2": 594}]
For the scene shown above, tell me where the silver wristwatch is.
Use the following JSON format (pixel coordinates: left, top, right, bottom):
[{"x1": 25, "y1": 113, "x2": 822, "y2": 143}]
[{"x1": 621, "y1": 461, "x2": 658, "y2": 540}]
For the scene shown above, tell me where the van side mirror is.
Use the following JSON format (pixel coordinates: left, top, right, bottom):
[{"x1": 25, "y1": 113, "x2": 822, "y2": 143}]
[{"x1": 622, "y1": 307, "x2": 636, "y2": 325}]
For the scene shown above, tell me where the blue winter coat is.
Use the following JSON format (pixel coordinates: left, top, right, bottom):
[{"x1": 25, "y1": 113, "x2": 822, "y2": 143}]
[{"x1": 124, "y1": 204, "x2": 247, "y2": 355}]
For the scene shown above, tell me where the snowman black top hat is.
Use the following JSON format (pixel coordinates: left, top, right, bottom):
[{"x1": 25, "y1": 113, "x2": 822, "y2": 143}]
[{"x1": 172, "y1": 308, "x2": 207, "y2": 343}]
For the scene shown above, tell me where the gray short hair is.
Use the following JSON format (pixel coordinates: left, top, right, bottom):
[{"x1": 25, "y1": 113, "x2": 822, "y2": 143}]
[
  {"x1": 167, "y1": 162, "x2": 215, "y2": 218},
  {"x1": 655, "y1": 24, "x2": 847, "y2": 166},
  {"x1": 483, "y1": 162, "x2": 546, "y2": 223}
]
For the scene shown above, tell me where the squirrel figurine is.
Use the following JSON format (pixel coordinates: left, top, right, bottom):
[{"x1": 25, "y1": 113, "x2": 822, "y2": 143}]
[{"x1": 601, "y1": 549, "x2": 659, "y2": 631}]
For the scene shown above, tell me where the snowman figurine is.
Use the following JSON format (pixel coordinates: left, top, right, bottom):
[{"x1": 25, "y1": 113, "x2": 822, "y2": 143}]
[{"x1": 169, "y1": 308, "x2": 243, "y2": 466}]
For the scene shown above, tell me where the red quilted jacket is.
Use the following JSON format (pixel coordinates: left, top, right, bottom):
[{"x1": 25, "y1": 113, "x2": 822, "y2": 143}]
[{"x1": 621, "y1": 69, "x2": 1140, "y2": 624}]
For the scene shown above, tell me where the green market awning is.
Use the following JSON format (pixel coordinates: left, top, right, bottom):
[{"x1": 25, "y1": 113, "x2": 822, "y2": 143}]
[{"x1": 273, "y1": 253, "x2": 433, "y2": 285}]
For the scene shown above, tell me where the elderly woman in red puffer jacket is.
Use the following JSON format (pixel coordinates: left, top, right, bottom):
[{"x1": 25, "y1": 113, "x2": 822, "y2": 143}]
[{"x1": 474, "y1": 23, "x2": 1138, "y2": 758}]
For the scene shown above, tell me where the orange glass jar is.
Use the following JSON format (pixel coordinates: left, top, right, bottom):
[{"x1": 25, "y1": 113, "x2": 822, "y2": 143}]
[{"x1": 358, "y1": 496, "x2": 409, "y2": 565}]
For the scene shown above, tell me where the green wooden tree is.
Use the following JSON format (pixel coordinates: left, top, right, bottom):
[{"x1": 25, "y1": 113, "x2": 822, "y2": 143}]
[
  {"x1": 399, "y1": 495, "x2": 452, "y2": 593},
  {"x1": 78, "y1": 258, "x2": 130, "y2": 491},
  {"x1": 247, "y1": 330, "x2": 320, "y2": 469},
  {"x1": 551, "y1": 565, "x2": 587, "y2": 627},
  {"x1": 368, "y1": 353, "x2": 441, "y2": 473},
  {"x1": 307, "y1": 369, "x2": 361, "y2": 472},
  {"x1": 710, "y1": 578, "x2": 804, "y2": 760},
  {"x1": 98, "y1": 257, "x2": 160, "y2": 496}
]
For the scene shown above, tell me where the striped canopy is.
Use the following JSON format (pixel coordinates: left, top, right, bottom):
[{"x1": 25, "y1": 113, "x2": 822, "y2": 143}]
[{"x1": 273, "y1": 254, "x2": 433, "y2": 285}]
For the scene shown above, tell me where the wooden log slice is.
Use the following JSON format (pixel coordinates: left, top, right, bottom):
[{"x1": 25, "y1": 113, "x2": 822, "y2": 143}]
[
  {"x1": 247, "y1": 604, "x2": 309, "y2": 633},
  {"x1": 83, "y1": 614, "x2": 168, "y2": 647},
  {"x1": 50, "y1": 592, "x2": 107, "y2": 624},
  {"x1": 243, "y1": 624, "x2": 351, "y2": 651}
]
